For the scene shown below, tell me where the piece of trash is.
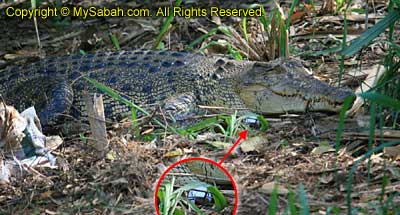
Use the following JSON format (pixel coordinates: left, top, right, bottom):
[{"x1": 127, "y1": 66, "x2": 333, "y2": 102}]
[
  {"x1": 311, "y1": 141, "x2": 335, "y2": 155},
  {"x1": 0, "y1": 104, "x2": 61, "y2": 183}
]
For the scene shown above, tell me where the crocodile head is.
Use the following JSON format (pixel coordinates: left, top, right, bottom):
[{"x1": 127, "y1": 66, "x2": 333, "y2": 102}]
[{"x1": 239, "y1": 58, "x2": 355, "y2": 114}]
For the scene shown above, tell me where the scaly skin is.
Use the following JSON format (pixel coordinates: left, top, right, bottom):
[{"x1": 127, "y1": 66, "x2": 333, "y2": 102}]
[
  {"x1": 166, "y1": 161, "x2": 231, "y2": 187},
  {"x1": 0, "y1": 50, "x2": 354, "y2": 132}
]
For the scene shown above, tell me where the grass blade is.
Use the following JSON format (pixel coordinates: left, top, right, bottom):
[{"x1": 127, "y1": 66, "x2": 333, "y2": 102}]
[
  {"x1": 267, "y1": 182, "x2": 279, "y2": 215},
  {"x1": 358, "y1": 92, "x2": 400, "y2": 111},
  {"x1": 109, "y1": 33, "x2": 121, "y2": 51},
  {"x1": 242, "y1": 16, "x2": 249, "y2": 42},
  {"x1": 186, "y1": 28, "x2": 218, "y2": 50},
  {"x1": 335, "y1": 96, "x2": 354, "y2": 153},
  {"x1": 153, "y1": 0, "x2": 183, "y2": 49},
  {"x1": 342, "y1": 8, "x2": 400, "y2": 56},
  {"x1": 207, "y1": 186, "x2": 227, "y2": 211},
  {"x1": 84, "y1": 77, "x2": 179, "y2": 134},
  {"x1": 298, "y1": 184, "x2": 310, "y2": 215},
  {"x1": 346, "y1": 141, "x2": 400, "y2": 215},
  {"x1": 286, "y1": 0, "x2": 300, "y2": 27},
  {"x1": 288, "y1": 190, "x2": 298, "y2": 215}
]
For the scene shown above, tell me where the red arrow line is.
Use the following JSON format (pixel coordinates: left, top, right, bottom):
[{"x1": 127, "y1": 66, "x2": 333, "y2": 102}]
[{"x1": 219, "y1": 130, "x2": 248, "y2": 165}]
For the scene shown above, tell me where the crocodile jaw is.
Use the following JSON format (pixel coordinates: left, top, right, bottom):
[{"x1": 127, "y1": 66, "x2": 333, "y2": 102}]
[
  {"x1": 239, "y1": 85, "x2": 351, "y2": 114},
  {"x1": 238, "y1": 58, "x2": 355, "y2": 114}
]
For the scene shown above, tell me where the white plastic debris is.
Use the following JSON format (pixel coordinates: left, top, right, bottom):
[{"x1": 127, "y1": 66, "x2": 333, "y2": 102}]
[
  {"x1": 187, "y1": 185, "x2": 213, "y2": 203},
  {"x1": 0, "y1": 105, "x2": 59, "y2": 183}
]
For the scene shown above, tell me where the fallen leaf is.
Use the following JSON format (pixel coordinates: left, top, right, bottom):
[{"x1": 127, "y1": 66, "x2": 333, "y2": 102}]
[
  {"x1": 259, "y1": 182, "x2": 289, "y2": 195},
  {"x1": 240, "y1": 136, "x2": 268, "y2": 153},
  {"x1": 311, "y1": 141, "x2": 335, "y2": 155},
  {"x1": 164, "y1": 148, "x2": 184, "y2": 158},
  {"x1": 384, "y1": 145, "x2": 400, "y2": 160},
  {"x1": 208, "y1": 141, "x2": 231, "y2": 149},
  {"x1": 106, "y1": 150, "x2": 117, "y2": 161}
]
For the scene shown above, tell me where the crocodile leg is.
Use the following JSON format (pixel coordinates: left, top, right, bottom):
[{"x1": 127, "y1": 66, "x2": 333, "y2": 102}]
[
  {"x1": 4, "y1": 77, "x2": 74, "y2": 131},
  {"x1": 163, "y1": 93, "x2": 201, "y2": 122},
  {"x1": 37, "y1": 81, "x2": 74, "y2": 130}
]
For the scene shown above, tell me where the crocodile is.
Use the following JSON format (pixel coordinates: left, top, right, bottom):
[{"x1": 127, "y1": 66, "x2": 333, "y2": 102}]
[{"x1": 0, "y1": 50, "x2": 354, "y2": 132}]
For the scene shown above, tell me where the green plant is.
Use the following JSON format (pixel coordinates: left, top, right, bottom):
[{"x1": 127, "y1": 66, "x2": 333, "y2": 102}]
[
  {"x1": 153, "y1": 0, "x2": 183, "y2": 49},
  {"x1": 346, "y1": 142, "x2": 400, "y2": 215},
  {"x1": 212, "y1": 112, "x2": 256, "y2": 142},
  {"x1": 109, "y1": 32, "x2": 121, "y2": 51},
  {"x1": 157, "y1": 177, "x2": 226, "y2": 215},
  {"x1": 188, "y1": 1, "x2": 299, "y2": 61},
  {"x1": 267, "y1": 184, "x2": 310, "y2": 215}
]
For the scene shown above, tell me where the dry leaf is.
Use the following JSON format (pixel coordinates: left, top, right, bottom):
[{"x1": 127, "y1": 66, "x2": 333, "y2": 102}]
[
  {"x1": 240, "y1": 136, "x2": 268, "y2": 153},
  {"x1": 259, "y1": 182, "x2": 289, "y2": 195},
  {"x1": 164, "y1": 148, "x2": 184, "y2": 158},
  {"x1": 311, "y1": 141, "x2": 335, "y2": 155},
  {"x1": 384, "y1": 145, "x2": 400, "y2": 160}
]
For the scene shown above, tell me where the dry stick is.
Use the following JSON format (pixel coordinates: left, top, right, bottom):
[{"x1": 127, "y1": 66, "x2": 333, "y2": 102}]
[
  {"x1": 0, "y1": 97, "x2": 10, "y2": 141},
  {"x1": 157, "y1": 106, "x2": 169, "y2": 145},
  {"x1": 229, "y1": 27, "x2": 261, "y2": 60},
  {"x1": 84, "y1": 92, "x2": 108, "y2": 159},
  {"x1": 32, "y1": 8, "x2": 42, "y2": 51}
]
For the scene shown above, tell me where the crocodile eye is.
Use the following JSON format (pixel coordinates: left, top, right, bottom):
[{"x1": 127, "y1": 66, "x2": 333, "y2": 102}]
[{"x1": 215, "y1": 59, "x2": 225, "y2": 66}]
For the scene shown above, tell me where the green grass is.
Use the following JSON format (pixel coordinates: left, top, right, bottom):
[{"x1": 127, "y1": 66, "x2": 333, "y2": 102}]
[
  {"x1": 153, "y1": 0, "x2": 183, "y2": 49},
  {"x1": 86, "y1": 2, "x2": 400, "y2": 214},
  {"x1": 335, "y1": 1, "x2": 400, "y2": 213},
  {"x1": 346, "y1": 142, "x2": 400, "y2": 215},
  {"x1": 342, "y1": 8, "x2": 400, "y2": 57},
  {"x1": 188, "y1": 2, "x2": 300, "y2": 61},
  {"x1": 157, "y1": 177, "x2": 227, "y2": 215},
  {"x1": 267, "y1": 183, "x2": 279, "y2": 215},
  {"x1": 109, "y1": 33, "x2": 121, "y2": 51}
]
